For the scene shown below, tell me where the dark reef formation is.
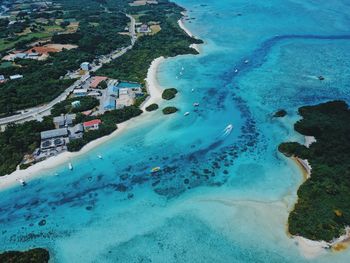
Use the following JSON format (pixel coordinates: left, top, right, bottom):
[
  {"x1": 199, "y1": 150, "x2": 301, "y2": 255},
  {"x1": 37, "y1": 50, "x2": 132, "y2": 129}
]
[{"x1": 0, "y1": 248, "x2": 49, "y2": 263}]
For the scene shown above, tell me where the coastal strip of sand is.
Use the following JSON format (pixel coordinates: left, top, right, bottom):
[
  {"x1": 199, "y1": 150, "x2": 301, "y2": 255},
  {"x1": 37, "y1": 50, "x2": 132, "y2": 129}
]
[
  {"x1": 0, "y1": 56, "x2": 166, "y2": 191},
  {"x1": 141, "y1": 57, "x2": 165, "y2": 111},
  {"x1": 177, "y1": 16, "x2": 201, "y2": 53}
]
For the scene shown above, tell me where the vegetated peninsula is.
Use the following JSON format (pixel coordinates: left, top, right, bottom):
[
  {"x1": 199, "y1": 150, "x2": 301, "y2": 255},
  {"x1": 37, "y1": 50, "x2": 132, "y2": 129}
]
[
  {"x1": 0, "y1": 0, "x2": 202, "y2": 177},
  {"x1": 279, "y1": 100, "x2": 350, "y2": 242}
]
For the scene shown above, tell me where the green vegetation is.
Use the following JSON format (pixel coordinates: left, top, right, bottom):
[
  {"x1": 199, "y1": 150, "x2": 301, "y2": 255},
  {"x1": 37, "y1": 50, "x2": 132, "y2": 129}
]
[
  {"x1": 279, "y1": 100, "x2": 350, "y2": 241},
  {"x1": 162, "y1": 88, "x2": 178, "y2": 100},
  {"x1": 0, "y1": 248, "x2": 49, "y2": 263},
  {"x1": 51, "y1": 96, "x2": 99, "y2": 116},
  {"x1": 0, "y1": 0, "x2": 131, "y2": 116},
  {"x1": 146, "y1": 103, "x2": 159, "y2": 112},
  {"x1": 97, "y1": 1, "x2": 203, "y2": 83},
  {"x1": 273, "y1": 109, "x2": 287, "y2": 118},
  {"x1": 0, "y1": 117, "x2": 54, "y2": 176},
  {"x1": 162, "y1": 106, "x2": 178, "y2": 115},
  {"x1": 67, "y1": 106, "x2": 142, "y2": 151},
  {"x1": 0, "y1": 0, "x2": 201, "y2": 176}
]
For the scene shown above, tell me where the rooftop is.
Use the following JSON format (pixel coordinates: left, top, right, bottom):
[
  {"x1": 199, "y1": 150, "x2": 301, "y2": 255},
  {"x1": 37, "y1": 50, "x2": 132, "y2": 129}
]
[
  {"x1": 91, "y1": 76, "x2": 108, "y2": 88},
  {"x1": 41, "y1": 128, "x2": 68, "y2": 140},
  {"x1": 83, "y1": 119, "x2": 102, "y2": 127}
]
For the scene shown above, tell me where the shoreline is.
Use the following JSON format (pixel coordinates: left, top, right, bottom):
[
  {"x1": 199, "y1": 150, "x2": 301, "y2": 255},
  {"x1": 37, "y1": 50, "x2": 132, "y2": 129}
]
[
  {"x1": 0, "y1": 9, "x2": 199, "y2": 191},
  {"x1": 141, "y1": 57, "x2": 165, "y2": 111},
  {"x1": 0, "y1": 57, "x2": 167, "y2": 191},
  {"x1": 289, "y1": 135, "x2": 350, "y2": 257},
  {"x1": 177, "y1": 15, "x2": 202, "y2": 53}
]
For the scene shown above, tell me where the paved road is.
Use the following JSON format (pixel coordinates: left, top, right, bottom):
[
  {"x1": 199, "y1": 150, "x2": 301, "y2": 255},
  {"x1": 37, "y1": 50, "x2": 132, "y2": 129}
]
[{"x1": 0, "y1": 14, "x2": 137, "y2": 127}]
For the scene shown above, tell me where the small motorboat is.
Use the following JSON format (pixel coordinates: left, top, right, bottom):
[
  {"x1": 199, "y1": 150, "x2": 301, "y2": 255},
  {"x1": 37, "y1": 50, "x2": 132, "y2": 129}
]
[
  {"x1": 244, "y1": 60, "x2": 249, "y2": 64},
  {"x1": 191, "y1": 88, "x2": 195, "y2": 92},
  {"x1": 223, "y1": 124, "x2": 233, "y2": 135},
  {"x1": 193, "y1": 102, "x2": 200, "y2": 107},
  {"x1": 184, "y1": 112, "x2": 190, "y2": 116},
  {"x1": 181, "y1": 66, "x2": 184, "y2": 70},
  {"x1": 18, "y1": 178, "x2": 26, "y2": 186},
  {"x1": 98, "y1": 154, "x2": 103, "y2": 159},
  {"x1": 68, "y1": 162, "x2": 73, "y2": 170},
  {"x1": 234, "y1": 69, "x2": 239, "y2": 73},
  {"x1": 151, "y1": 167, "x2": 161, "y2": 173}
]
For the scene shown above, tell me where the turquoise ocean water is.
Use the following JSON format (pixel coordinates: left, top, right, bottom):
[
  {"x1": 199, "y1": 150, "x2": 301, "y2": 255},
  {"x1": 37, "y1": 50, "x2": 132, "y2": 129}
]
[{"x1": 1, "y1": 0, "x2": 350, "y2": 262}]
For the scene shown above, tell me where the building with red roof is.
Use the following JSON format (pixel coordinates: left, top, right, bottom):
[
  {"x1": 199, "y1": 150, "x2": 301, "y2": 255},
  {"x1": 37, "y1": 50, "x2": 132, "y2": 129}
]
[
  {"x1": 83, "y1": 119, "x2": 102, "y2": 131},
  {"x1": 90, "y1": 76, "x2": 108, "y2": 89}
]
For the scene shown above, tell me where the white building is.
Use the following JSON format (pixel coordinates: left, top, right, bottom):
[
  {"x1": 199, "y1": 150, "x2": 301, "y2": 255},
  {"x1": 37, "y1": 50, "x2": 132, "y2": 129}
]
[{"x1": 10, "y1": 74, "x2": 23, "y2": 80}]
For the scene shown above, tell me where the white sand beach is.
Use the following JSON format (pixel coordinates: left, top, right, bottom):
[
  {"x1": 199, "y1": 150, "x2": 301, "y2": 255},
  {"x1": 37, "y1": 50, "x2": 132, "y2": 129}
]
[
  {"x1": 178, "y1": 17, "x2": 202, "y2": 53},
  {"x1": 141, "y1": 57, "x2": 165, "y2": 111}
]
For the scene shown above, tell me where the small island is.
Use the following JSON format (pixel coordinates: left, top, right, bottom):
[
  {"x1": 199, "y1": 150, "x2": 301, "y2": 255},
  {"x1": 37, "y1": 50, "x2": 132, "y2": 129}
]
[
  {"x1": 162, "y1": 88, "x2": 178, "y2": 100},
  {"x1": 0, "y1": 248, "x2": 49, "y2": 262},
  {"x1": 162, "y1": 106, "x2": 178, "y2": 115},
  {"x1": 279, "y1": 100, "x2": 350, "y2": 242},
  {"x1": 145, "y1": 103, "x2": 159, "y2": 112},
  {"x1": 273, "y1": 109, "x2": 287, "y2": 118}
]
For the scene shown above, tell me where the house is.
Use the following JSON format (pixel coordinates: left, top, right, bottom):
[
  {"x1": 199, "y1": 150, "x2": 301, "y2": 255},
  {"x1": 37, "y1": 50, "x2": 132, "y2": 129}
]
[
  {"x1": 53, "y1": 114, "x2": 76, "y2": 129},
  {"x1": 137, "y1": 24, "x2": 151, "y2": 33},
  {"x1": 40, "y1": 128, "x2": 69, "y2": 150},
  {"x1": 10, "y1": 74, "x2": 23, "y2": 80},
  {"x1": 83, "y1": 119, "x2": 102, "y2": 131},
  {"x1": 73, "y1": 88, "x2": 88, "y2": 97},
  {"x1": 90, "y1": 76, "x2": 108, "y2": 89},
  {"x1": 68, "y1": 123, "x2": 84, "y2": 139},
  {"x1": 80, "y1": 62, "x2": 90, "y2": 71},
  {"x1": 41, "y1": 128, "x2": 69, "y2": 140}
]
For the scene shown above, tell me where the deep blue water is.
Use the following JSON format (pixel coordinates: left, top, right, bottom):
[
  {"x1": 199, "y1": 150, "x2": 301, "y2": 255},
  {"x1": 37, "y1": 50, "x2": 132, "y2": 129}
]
[{"x1": 1, "y1": 0, "x2": 350, "y2": 262}]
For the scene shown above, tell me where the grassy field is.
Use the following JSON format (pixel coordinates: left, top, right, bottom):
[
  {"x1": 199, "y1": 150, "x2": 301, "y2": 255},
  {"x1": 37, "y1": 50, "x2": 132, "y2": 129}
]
[{"x1": 0, "y1": 32, "x2": 52, "y2": 52}]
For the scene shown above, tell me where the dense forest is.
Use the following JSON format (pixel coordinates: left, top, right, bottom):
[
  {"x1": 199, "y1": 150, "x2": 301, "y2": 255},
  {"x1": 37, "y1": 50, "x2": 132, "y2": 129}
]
[
  {"x1": 279, "y1": 100, "x2": 350, "y2": 242},
  {"x1": 97, "y1": 1, "x2": 203, "y2": 82}
]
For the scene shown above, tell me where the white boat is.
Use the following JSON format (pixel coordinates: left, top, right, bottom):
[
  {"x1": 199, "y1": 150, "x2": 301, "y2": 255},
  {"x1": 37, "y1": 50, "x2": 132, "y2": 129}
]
[
  {"x1": 184, "y1": 111, "x2": 190, "y2": 116},
  {"x1": 193, "y1": 102, "x2": 200, "y2": 107},
  {"x1": 223, "y1": 124, "x2": 233, "y2": 135},
  {"x1": 244, "y1": 60, "x2": 249, "y2": 64},
  {"x1": 18, "y1": 178, "x2": 26, "y2": 186},
  {"x1": 181, "y1": 66, "x2": 184, "y2": 70},
  {"x1": 191, "y1": 88, "x2": 195, "y2": 92},
  {"x1": 234, "y1": 69, "x2": 238, "y2": 73},
  {"x1": 68, "y1": 162, "x2": 73, "y2": 170},
  {"x1": 98, "y1": 154, "x2": 103, "y2": 159}
]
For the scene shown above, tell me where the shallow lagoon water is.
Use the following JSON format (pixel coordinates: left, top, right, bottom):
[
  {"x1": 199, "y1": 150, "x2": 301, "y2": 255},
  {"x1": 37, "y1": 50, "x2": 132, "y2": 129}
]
[{"x1": 1, "y1": 0, "x2": 350, "y2": 262}]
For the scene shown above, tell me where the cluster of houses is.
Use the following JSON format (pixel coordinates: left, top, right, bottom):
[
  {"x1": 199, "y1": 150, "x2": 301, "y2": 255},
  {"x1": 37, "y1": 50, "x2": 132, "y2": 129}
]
[
  {"x1": 72, "y1": 71, "x2": 144, "y2": 112},
  {"x1": 23, "y1": 113, "x2": 103, "y2": 164}
]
